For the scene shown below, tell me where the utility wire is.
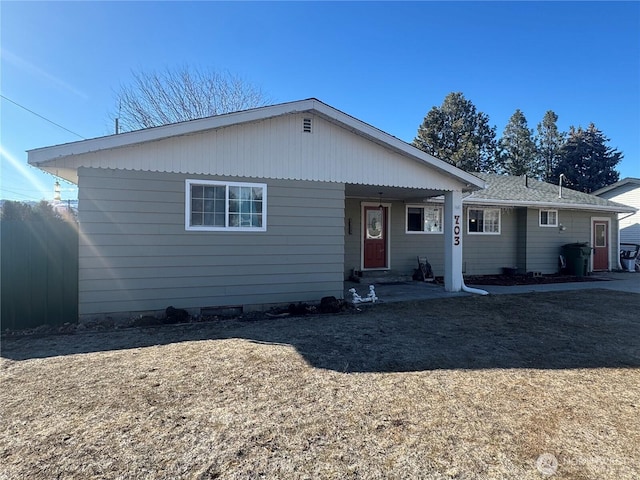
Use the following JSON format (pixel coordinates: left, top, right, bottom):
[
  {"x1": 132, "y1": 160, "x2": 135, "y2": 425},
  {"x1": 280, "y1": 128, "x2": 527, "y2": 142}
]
[
  {"x1": 0, "y1": 94, "x2": 86, "y2": 140},
  {"x1": 0, "y1": 188, "x2": 44, "y2": 201}
]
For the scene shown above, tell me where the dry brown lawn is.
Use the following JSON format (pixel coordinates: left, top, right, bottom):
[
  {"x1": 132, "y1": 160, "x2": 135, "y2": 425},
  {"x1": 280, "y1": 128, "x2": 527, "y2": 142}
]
[{"x1": 1, "y1": 290, "x2": 639, "y2": 479}]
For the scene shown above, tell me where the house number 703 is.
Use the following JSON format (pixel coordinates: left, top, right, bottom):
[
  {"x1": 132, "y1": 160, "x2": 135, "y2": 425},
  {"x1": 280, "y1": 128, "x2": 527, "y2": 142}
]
[{"x1": 454, "y1": 215, "x2": 461, "y2": 246}]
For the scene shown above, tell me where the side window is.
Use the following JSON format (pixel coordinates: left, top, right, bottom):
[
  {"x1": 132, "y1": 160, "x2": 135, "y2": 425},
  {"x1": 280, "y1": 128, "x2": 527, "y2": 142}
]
[
  {"x1": 406, "y1": 205, "x2": 443, "y2": 233},
  {"x1": 468, "y1": 208, "x2": 500, "y2": 234},
  {"x1": 185, "y1": 180, "x2": 266, "y2": 231},
  {"x1": 539, "y1": 209, "x2": 558, "y2": 227}
]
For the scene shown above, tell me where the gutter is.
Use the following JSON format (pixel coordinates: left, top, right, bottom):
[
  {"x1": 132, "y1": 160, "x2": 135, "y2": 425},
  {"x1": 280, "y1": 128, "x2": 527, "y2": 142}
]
[{"x1": 462, "y1": 198, "x2": 636, "y2": 214}]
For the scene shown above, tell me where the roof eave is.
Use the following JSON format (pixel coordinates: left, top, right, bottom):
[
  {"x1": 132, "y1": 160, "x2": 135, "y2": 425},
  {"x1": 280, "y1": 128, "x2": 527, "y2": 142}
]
[
  {"x1": 28, "y1": 99, "x2": 320, "y2": 166},
  {"x1": 463, "y1": 197, "x2": 636, "y2": 214},
  {"x1": 309, "y1": 101, "x2": 485, "y2": 192},
  {"x1": 592, "y1": 177, "x2": 640, "y2": 196},
  {"x1": 27, "y1": 98, "x2": 485, "y2": 192}
]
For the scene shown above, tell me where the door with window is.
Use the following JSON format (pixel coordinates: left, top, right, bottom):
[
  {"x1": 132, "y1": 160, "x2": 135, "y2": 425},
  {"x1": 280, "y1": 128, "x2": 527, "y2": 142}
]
[
  {"x1": 592, "y1": 220, "x2": 609, "y2": 271},
  {"x1": 363, "y1": 206, "x2": 387, "y2": 269}
]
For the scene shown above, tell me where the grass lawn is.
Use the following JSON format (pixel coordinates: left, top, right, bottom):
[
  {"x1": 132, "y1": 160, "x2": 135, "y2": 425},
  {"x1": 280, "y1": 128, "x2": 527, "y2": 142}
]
[{"x1": 1, "y1": 290, "x2": 639, "y2": 479}]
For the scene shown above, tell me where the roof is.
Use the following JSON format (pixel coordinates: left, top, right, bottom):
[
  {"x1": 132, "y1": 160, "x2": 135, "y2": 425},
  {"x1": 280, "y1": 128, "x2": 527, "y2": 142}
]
[
  {"x1": 27, "y1": 98, "x2": 485, "y2": 193},
  {"x1": 464, "y1": 173, "x2": 636, "y2": 214},
  {"x1": 592, "y1": 177, "x2": 640, "y2": 196}
]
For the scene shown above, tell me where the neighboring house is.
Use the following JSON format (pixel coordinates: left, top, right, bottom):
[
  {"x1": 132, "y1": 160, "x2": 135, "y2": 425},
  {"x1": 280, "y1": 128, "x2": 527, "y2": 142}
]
[
  {"x1": 593, "y1": 178, "x2": 640, "y2": 246},
  {"x1": 28, "y1": 99, "x2": 485, "y2": 320}
]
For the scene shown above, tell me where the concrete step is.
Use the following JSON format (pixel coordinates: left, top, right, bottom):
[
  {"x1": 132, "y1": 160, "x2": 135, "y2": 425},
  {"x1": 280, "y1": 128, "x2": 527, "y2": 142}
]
[{"x1": 351, "y1": 270, "x2": 414, "y2": 284}]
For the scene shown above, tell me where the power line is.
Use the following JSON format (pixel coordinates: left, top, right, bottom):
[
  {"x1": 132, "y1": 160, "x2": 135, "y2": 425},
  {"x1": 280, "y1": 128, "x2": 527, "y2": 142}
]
[
  {"x1": 0, "y1": 94, "x2": 86, "y2": 140},
  {"x1": 0, "y1": 188, "x2": 45, "y2": 201}
]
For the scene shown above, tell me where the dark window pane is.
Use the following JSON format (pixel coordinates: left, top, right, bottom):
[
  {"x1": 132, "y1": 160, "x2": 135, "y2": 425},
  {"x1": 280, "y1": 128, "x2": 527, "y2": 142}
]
[
  {"x1": 191, "y1": 185, "x2": 203, "y2": 198},
  {"x1": 407, "y1": 207, "x2": 423, "y2": 231},
  {"x1": 191, "y1": 199, "x2": 203, "y2": 212},
  {"x1": 469, "y1": 209, "x2": 482, "y2": 232}
]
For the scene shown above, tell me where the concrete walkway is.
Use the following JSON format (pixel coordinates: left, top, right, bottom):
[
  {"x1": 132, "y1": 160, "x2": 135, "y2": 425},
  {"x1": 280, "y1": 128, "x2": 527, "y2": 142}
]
[{"x1": 344, "y1": 271, "x2": 639, "y2": 304}]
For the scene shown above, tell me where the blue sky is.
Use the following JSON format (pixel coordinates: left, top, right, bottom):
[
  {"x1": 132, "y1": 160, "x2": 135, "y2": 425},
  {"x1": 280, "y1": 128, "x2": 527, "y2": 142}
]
[{"x1": 1, "y1": 1, "x2": 639, "y2": 202}]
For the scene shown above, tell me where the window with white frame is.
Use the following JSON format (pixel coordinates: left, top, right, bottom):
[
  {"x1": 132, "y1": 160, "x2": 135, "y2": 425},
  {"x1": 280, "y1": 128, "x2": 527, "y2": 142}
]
[
  {"x1": 539, "y1": 209, "x2": 558, "y2": 227},
  {"x1": 468, "y1": 207, "x2": 500, "y2": 234},
  {"x1": 406, "y1": 205, "x2": 443, "y2": 233},
  {"x1": 185, "y1": 179, "x2": 266, "y2": 231}
]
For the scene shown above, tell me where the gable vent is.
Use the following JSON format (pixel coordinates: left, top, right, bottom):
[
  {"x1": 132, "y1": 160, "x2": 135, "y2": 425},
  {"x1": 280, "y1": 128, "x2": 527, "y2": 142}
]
[{"x1": 303, "y1": 118, "x2": 312, "y2": 133}]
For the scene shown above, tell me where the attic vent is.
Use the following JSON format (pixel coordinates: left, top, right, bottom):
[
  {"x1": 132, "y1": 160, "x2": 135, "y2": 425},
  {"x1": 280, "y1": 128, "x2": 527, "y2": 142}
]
[{"x1": 303, "y1": 118, "x2": 312, "y2": 133}]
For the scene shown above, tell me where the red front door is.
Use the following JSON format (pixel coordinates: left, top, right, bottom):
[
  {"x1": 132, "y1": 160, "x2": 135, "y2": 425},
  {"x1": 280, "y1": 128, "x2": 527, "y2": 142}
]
[
  {"x1": 592, "y1": 221, "x2": 608, "y2": 271},
  {"x1": 363, "y1": 206, "x2": 387, "y2": 269}
]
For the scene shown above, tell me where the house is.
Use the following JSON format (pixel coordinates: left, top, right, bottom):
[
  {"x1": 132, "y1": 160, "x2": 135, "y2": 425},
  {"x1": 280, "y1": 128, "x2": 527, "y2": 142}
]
[
  {"x1": 28, "y1": 99, "x2": 485, "y2": 320},
  {"x1": 593, "y1": 177, "x2": 640, "y2": 246},
  {"x1": 28, "y1": 99, "x2": 634, "y2": 321}
]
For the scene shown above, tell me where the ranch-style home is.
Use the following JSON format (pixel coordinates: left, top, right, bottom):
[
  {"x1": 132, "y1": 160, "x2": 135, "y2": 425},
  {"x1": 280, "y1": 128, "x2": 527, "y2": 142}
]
[
  {"x1": 28, "y1": 99, "x2": 485, "y2": 320},
  {"x1": 28, "y1": 99, "x2": 634, "y2": 320}
]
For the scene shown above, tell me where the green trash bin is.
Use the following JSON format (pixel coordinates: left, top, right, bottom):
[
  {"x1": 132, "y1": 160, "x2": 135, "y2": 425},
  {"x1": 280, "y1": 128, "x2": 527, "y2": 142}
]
[{"x1": 561, "y1": 243, "x2": 591, "y2": 277}]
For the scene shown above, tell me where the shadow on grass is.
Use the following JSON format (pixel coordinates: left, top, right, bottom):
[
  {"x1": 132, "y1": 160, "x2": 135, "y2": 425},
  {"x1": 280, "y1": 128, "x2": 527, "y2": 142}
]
[{"x1": 2, "y1": 290, "x2": 639, "y2": 372}]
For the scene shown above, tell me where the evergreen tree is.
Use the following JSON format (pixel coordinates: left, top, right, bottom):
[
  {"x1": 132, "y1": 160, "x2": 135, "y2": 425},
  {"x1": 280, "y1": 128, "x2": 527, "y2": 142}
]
[
  {"x1": 498, "y1": 109, "x2": 538, "y2": 177},
  {"x1": 535, "y1": 110, "x2": 565, "y2": 182},
  {"x1": 553, "y1": 123, "x2": 621, "y2": 193},
  {"x1": 413, "y1": 92, "x2": 498, "y2": 172},
  {"x1": 0, "y1": 200, "x2": 62, "y2": 221}
]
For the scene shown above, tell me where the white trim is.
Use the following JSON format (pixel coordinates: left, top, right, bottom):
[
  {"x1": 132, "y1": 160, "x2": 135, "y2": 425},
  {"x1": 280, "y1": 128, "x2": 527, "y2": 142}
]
[
  {"x1": 539, "y1": 209, "x2": 559, "y2": 227},
  {"x1": 185, "y1": 179, "x2": 267, "y2": 232},
  {"x1": 590, "y1": 216, "x2": 611, "y2": 271},
  {"x1": 360, "y1": 201, "x2": 392, "y2": 271},
  {"x1": 467, "y1": 207, "x2": 501, "y2": 235},
  {"x1": 405, "y1": 204, "x2": 444, "y2": 234}
]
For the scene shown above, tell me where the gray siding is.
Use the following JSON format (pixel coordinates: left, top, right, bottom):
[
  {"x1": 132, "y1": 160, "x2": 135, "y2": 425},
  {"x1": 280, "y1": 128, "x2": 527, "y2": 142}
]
[
  {"x1": 390, "y1": 203, "x2": 445, "y2": 276},
  {"x1": 344, "y1": 199, "x2": 361, "y2": 276},
  {"x1": 522, "y1": 209, "x2": 584, "y2": 273},
  {"x1": 520, "y1": 209, "x2": 617, "y2": 274},
  {"x1": 462, "y1": 207, "x2": 518, "y2": 275},
  {"x1": 515, "y1": 208, "x2": 528, "y2": 273},
  {"x1": 78, "y1": 168, "x2": 345, "y2": 317}
]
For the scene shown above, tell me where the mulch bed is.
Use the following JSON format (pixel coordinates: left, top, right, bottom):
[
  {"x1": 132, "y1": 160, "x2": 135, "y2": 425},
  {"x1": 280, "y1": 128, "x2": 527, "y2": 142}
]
[{"x1": 464, "y1": 273, "x2": 607, "y2": 286}]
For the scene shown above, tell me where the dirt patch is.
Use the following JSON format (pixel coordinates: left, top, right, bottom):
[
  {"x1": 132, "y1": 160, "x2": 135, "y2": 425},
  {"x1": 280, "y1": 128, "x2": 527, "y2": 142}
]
[{"x1": 1, "y1": 290, "x2": 639, "y2": 479}]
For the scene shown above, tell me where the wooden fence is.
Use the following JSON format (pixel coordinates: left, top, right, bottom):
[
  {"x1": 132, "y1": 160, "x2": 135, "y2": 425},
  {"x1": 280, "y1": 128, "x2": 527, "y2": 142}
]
[{"x1": 1, "y1": 219, "x2": 78, "y2": 330}]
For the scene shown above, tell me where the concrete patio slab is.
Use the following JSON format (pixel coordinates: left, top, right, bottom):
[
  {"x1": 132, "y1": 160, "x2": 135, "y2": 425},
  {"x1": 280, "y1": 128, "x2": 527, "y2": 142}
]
[{"x1": 344, "y1": 271, "x2": 639, "y2": 304}]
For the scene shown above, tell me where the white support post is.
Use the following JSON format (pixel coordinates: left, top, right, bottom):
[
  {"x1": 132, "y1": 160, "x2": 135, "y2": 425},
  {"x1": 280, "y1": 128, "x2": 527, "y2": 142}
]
[{"x1": 444, "y1": 190, "x2": 463, "y2": 292}]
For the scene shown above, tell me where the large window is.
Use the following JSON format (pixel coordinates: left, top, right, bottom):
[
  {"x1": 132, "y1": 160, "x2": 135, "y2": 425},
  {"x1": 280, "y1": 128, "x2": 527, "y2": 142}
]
[
  {"x1": 539, "y1": 209, "x2": 558, "y2": 227},
  {"x1": 185, "y1": 180, "x2": 266, "y2": 231},
  {"x1": 468, "y1": 208, "x2": 500, "y2": 234},
  {"x1": 406, "y1": 205, "x2": 443, "y2": 233}
]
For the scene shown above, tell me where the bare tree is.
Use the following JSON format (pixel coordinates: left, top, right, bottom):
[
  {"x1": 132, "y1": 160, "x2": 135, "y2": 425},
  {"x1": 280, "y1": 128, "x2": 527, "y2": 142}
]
[{"x1": 113, "y1": 66, "x2": 271, "y2": 132}]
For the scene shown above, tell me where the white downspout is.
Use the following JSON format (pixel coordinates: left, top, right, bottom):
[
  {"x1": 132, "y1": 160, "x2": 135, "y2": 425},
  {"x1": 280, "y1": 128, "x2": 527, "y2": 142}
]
[{"x1": 461, "y1": 280, "x2": 489, "y2": 296}]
